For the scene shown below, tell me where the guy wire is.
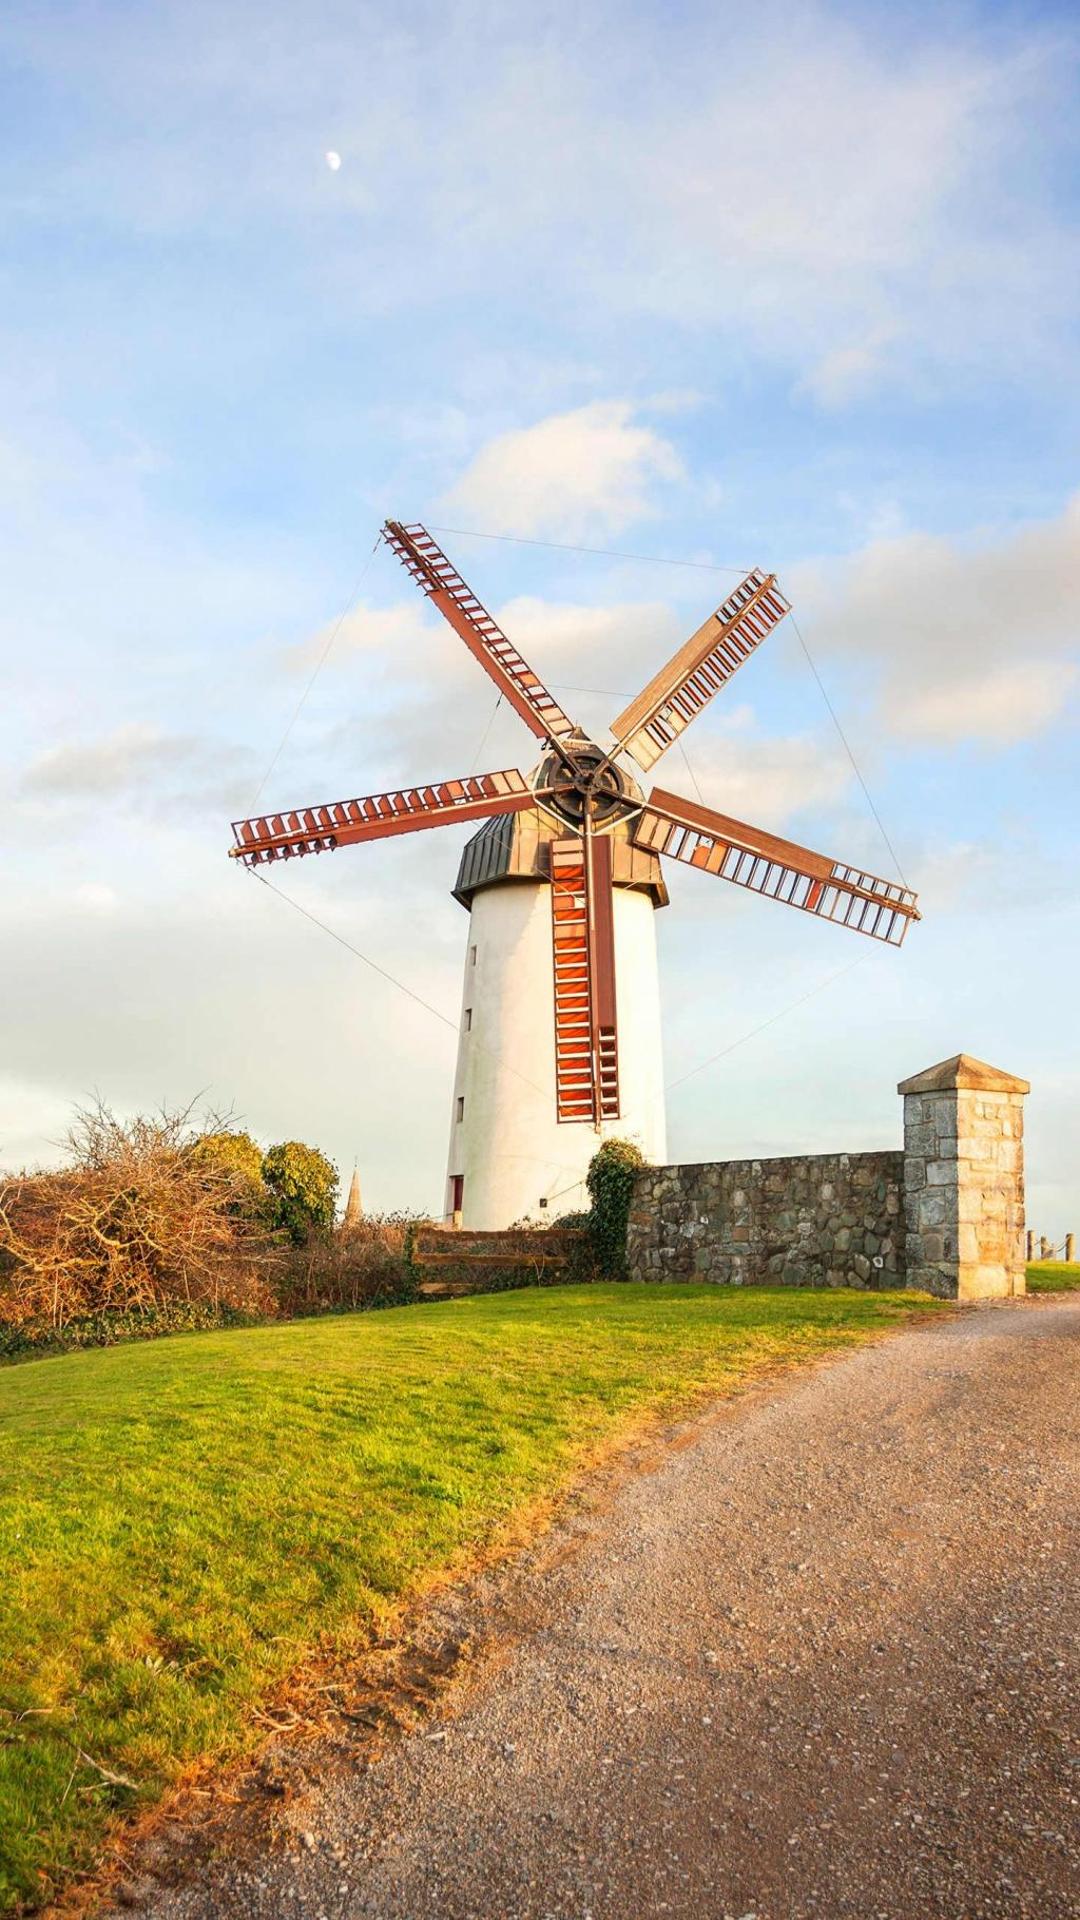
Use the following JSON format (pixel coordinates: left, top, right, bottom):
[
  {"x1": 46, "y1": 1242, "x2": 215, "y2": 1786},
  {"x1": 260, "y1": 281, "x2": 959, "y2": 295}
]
[
  {"x1": 250, "y1": 870, "x2": 551, "y2": 1108},
  {"x1": 788, "y1": 612, "x2": 910, "y2": 890}
]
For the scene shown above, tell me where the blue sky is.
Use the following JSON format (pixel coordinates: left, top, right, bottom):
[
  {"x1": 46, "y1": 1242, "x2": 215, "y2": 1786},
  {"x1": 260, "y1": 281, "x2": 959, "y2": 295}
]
[{"x1": 2, "y1": 0, "x2": 1078, "y2": 1238}]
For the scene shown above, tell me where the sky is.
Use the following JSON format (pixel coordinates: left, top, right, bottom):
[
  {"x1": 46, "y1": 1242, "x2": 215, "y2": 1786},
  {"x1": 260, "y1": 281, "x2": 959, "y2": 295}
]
[{"x1": 2, "y1": 0, "x2": 1078, "y2": 1239}]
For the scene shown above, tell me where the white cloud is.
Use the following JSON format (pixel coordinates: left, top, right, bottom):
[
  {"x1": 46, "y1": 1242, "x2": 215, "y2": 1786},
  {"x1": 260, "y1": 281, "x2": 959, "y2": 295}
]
[
  {"x1": 677, "y1": 718, "x2": 853, "y2": 834},
  {"x1": 909, "y1": 836, "x2": 1074, "y2": 916},
  {"x1": 281, "y1": 600, "x2": 434, "y2": 674},
  {"x1": 73, "y1": 883, "x2": 120, "y2": 915},
  {"x1": 902, "y1": 661, "x2": 1076, "y2": 745},
  {"x1": 796, "y1": 493, "x2": 1080, "y2": 742},
  {"x1": 798, "y1": 330, "x2": 898, "y2": 409},
  {"x1": 0, "y1": 1075, "x2": 76, "y2": 1173},
  {"x1": 21, "y1": 724, "x2": 194, "y2": 796},
  {"x1": 17, "y1": 723, "x2": 257, "y2": 819},
  {"x1": 440, "y1": 402, "x2": 683, "y2": 540},
  {"x1": 496, "y1": 594, "x2": 675, "y2": 676}
]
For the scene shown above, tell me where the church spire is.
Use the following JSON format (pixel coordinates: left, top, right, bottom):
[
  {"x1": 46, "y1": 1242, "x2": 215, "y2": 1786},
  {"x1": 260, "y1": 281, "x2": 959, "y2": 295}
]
[{"x1": 343, "y1": 1165, "x2": 363, "y2": 1226}]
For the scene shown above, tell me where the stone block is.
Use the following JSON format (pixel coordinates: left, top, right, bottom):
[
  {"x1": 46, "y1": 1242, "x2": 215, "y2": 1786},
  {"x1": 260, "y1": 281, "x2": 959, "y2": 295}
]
[
  {"x1": 958, "y1": 1263, "x2": 1012, "y2": 1302},
  {"x1": 956, "y1": 1223, "x2": 981, "y2": 1262},
  {"x1": 914, "y1": 1187, "x2": 951, "y2": 1228},
  {"x1": 957, "y1": 1135, "x2": 996, "y2": 1163},
  {"x1": 956, "y1": 1186, "x2": 987, "y2": 1224}
]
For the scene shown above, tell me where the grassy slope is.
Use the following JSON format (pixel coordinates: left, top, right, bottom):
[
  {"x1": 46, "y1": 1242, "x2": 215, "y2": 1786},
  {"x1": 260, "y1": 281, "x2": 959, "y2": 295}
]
[
  {"x1": 0, "y1": 1283, "x2": 939, "y2": 1910},
  {"x1": 1027, "y1": 1261, "x2": 1080, "y2": 1293}
]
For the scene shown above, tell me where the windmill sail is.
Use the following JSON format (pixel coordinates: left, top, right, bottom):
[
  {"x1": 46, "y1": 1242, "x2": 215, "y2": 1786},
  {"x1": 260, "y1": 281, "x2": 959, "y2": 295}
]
[
  {"x1": 383, "y1": 522, "x2": 576, "y2": 745},
  {"x1": 231, "y1": 770, "x2": 535, "y2": 868},
  {"x1": 610, "y1": 570, "x2": 790, "y2": 773},
  {"x1": 551, "y1": 835, "x2": 620, "y2": 1123},
  {"x1": 231, "y1": 512, "x2": 918, "y2": 1206},
  {"x1": 634, "y1": 789, "x2": 919, "y2": 946}
]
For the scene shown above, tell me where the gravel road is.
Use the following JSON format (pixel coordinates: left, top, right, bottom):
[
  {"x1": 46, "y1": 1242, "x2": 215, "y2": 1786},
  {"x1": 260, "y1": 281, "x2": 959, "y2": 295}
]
[{"x1": 117, "y1": 1298, "x2": 1079, "y2": 1920}]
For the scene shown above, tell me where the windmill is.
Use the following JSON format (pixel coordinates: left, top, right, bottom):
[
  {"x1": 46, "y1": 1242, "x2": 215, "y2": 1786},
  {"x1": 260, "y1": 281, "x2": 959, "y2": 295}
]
[{"x1": 230, "y1": 523, "x2": 920, "y2": 1228}]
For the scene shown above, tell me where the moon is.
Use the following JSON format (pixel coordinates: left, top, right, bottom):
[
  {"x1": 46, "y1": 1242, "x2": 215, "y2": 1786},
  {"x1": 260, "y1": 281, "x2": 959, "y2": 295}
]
[{"x1": 325, "y1": 150, "x2": 342, "y2": 171}]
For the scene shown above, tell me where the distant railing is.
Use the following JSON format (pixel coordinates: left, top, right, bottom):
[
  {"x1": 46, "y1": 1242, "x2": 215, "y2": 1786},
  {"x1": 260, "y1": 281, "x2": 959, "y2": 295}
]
[{"x1": 1026, "y1": 1231, "x2": 1076, "y2": 1262}]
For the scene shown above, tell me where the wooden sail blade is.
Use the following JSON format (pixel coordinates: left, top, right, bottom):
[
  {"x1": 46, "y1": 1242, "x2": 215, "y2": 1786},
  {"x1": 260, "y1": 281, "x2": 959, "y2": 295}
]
[
  {"x1": 634, "y1": 788, "x2": 920, "y2": 946},
  {"x1": 382, "y1": 521, "x2": 576, "y2": 744},
  {"x1": 550, "y1": 835, "x2": 620, "y2": 1124},
  {"x1": 230, "y1": 770, "x2": 535, "y2": 869},
  {"x1": 610, "y1": 570, "x2": 791, "y2": 773}
]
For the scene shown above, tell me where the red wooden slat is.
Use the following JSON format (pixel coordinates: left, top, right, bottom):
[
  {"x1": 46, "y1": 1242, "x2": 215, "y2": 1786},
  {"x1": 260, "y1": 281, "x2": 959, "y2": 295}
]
[
  {"x1": 633, "y1": 793, "x2": 919, "y2": 947},
  {"x1": 550, "y1": 836, "x2": 620, "y2": 1123},
  {"x1": 230, "y1": 770, "x2": 534, "y2": 868},
  {"x1": 610, "y1": 570, "x2": 792, "y2": 773},
  {"x1": 383, "y1": 521, "x2": 576, "y2": 743}
]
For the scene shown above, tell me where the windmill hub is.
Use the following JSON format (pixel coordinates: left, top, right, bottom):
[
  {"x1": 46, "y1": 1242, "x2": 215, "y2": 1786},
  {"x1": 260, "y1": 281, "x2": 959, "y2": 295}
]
[{"x1": 535, "y1": 739, "x2": 641, "y2": 828}]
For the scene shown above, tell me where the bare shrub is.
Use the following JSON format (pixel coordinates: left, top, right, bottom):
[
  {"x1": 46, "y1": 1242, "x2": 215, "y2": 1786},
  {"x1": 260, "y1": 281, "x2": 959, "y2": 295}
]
[
  {"x1": 276, "y1": 1213, "x2": 418, "y2": 1315},
  {"x1": 0, "y1": 1102, "x2": 281, "y2": 1328}
]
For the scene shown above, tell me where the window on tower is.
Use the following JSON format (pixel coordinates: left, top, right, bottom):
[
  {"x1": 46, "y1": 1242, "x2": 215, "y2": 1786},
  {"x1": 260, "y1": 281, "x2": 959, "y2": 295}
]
[
  {"x1": 456, "y1": 1095, "x2": 465, "y2": 1122},
  {"x1": 469, "y1": 944, "x2": 477, "y2": 966},
  {"x1": 464, "y1": 1008, "x2": 472, "y2": 1031}
]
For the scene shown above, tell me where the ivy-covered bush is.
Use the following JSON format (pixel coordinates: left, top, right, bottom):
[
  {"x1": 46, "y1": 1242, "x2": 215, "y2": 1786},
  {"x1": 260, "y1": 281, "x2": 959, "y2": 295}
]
[
  {"x1": 550, "y1": 1209, "x2": 602, "y2": 1282},
  {"x1": 187, "y1": 1129, "x2": 268, "y2": 1216},
  {"x1": 261, "y1": 1141, "x2": 339, "y2": 1245},
  {"x1": 586, "y1": 1138, "x2": 645, "y2": 1278}
]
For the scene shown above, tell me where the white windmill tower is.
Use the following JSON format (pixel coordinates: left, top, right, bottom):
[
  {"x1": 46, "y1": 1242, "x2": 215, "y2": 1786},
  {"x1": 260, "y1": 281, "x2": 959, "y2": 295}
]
[{"x1": 230, "y1": 523, "x2": 920, "y2": 1228}]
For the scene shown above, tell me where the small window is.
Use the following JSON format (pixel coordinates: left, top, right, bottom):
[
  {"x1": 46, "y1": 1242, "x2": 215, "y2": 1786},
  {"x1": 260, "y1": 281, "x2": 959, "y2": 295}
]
[
  {"x1": 464, "y1": 1008, "x2": 472, "y2": 1031},
  {"x1": 456, "y1": 1095, "x2": 465, "y2": 1122},
  {"x1": 450, "y1": 1174, "x2": 464, "y2": 1215},
  {"x1": 469, "y1": 944, "x2": 477, "y2": 966}
]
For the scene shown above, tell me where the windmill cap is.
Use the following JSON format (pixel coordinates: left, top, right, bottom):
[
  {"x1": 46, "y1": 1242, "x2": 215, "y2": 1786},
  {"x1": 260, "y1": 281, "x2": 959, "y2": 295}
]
[{"x1": 897, "y1": 1053, "x2": 1030, "y2": 1096}]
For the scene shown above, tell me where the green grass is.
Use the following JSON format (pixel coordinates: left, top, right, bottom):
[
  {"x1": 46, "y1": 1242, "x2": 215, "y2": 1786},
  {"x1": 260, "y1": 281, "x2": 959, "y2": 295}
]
[
  {"x1": 0, "y1": 1283, "x2": 939, "y2": 1911},
  {"x1": 1027, "y1": 1261, "x2": 1080, "y2": 1293}
]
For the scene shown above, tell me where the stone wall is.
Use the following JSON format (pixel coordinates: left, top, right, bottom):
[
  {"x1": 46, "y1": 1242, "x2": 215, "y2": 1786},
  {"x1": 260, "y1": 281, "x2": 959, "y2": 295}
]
[
  {"x1": 626, "y1": 1052, "x2": 1028, "y2": 1299},
  {"x1": 628, "y1": 1150, "x2": 904, "y2": 1289}
]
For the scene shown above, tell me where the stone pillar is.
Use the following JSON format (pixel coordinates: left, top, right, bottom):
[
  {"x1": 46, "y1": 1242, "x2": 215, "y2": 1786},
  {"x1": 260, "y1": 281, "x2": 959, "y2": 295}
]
[
  {"x1": 899, "y1": 1054, "x2": 1029, "y2": 1301},
  {"x1": 1026, "y1": 1230, "x2": 1035, "y2": 1262},
  {"x1": 1067, "y1": 1234, "x2": 1076, "y2": 1264}
]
